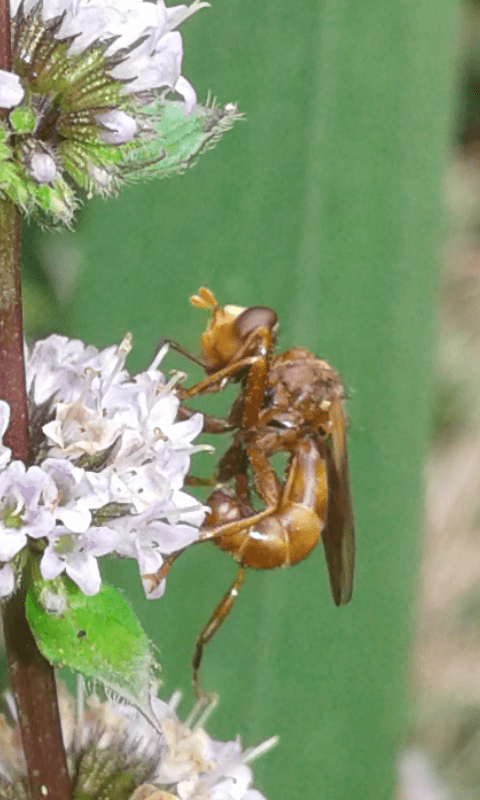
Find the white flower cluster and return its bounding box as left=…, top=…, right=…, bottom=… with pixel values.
left=0, top=334, right=206, bottom=599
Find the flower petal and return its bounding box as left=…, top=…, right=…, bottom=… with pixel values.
left=0, top=564, right=15, bottom=598
left=29, top=152, right=57, bottom=184
left=0, top=71, right=24, bottom=108
left=97, top=110, right=138, bottom=144
left=174, top=74, right=197, bottom=114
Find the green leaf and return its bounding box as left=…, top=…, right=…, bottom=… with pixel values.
left=25, top=578, right=160, bottom=730
left=120, top=99, right=242, bottom=181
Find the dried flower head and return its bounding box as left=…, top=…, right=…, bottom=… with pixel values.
left=0, top=687, right=277, bottom=800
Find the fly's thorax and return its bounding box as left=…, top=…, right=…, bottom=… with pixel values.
left=264, top=350, right=344, bottom=427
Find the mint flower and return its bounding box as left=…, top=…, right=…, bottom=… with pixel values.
left=0, top=460, right=57, bottom=596
left=0, top=0, right=240, bottom=225
left=0, top=334, right=207, bottom=598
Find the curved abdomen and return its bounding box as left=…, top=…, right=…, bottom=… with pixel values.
left=206, top=438, right=327, bottom=569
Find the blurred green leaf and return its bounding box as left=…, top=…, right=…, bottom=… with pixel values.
left=22, top=280, right=59, bottom=338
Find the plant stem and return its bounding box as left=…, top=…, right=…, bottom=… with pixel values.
left=0, top=201, right=28, bottom=456
left=3, top=581, right=73, bottom=800
left=0, top=5, right=72, bottom=798
left=0, top=206, right=73, bottom=800
left=0, top=205, right=73, bottom=800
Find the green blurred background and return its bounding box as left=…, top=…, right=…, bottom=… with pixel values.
left=20, top=1, right=460, bottom=798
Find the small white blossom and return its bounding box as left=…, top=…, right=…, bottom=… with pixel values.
left=28, top=151, right=57, bottom=184
left=0, top=461, right=55, bottom=562
left=97, top=110, right=138, bottom=145
left=42, top=458, right=107, bottom=532
left=43, top=402, right=122, bottom=460
left=113, top=496, right=204, bottom=599
left=0, top=564, right=15, bottom=597
left=40, top=525, right=119, bottom=595
left=26, top=334, right=131, bottom=406
left=0, top=70, right=24, bottom=108
left=110, top=28, right=193, bottom=106
left=54, top=0, right=159, bottom=55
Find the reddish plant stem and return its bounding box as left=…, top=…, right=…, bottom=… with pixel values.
left=0, top=207, right=73, bottom=800
left=0, top=201, right=28, bottom=457
left=0, top=0, right=28, bottom=462
left=3, top=580, right=73, bottom=800
left=0, top=209, right=73, bottom=800
left=0, top=0, right=12, bottom=73
left=0, top=5, right=72, bottom=797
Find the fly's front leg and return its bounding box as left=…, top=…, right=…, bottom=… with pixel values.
left=177, top=401, right=236, bottom=490
left=240, top=333, right=270, bottom=426
left=157, top=339, right=236, bottom=434
left=156, top=337, right=208, bottom=370
left=192, top=567, right=246, bottom=699
left=176, top=403, right=235, bottom=435
left=176, top=354, right=265, bottom=401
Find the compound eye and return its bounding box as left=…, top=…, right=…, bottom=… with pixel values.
left=234, top=306, right=278, bottom=339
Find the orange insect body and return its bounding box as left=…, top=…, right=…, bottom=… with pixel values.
left=146, top=288, right=355, bottom=697
left=206, top=342, right=354, bottom=607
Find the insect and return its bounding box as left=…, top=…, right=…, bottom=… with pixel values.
left=163, top=286, right=278, bottom=432
left=146, top=290, right=355, bottom=698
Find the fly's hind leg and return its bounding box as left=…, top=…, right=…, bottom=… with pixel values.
left=192, top=566, right=246, bottom=699
left=142, top=504, right=273, bottom=595
left=142, top=547, right=188, bottom=594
